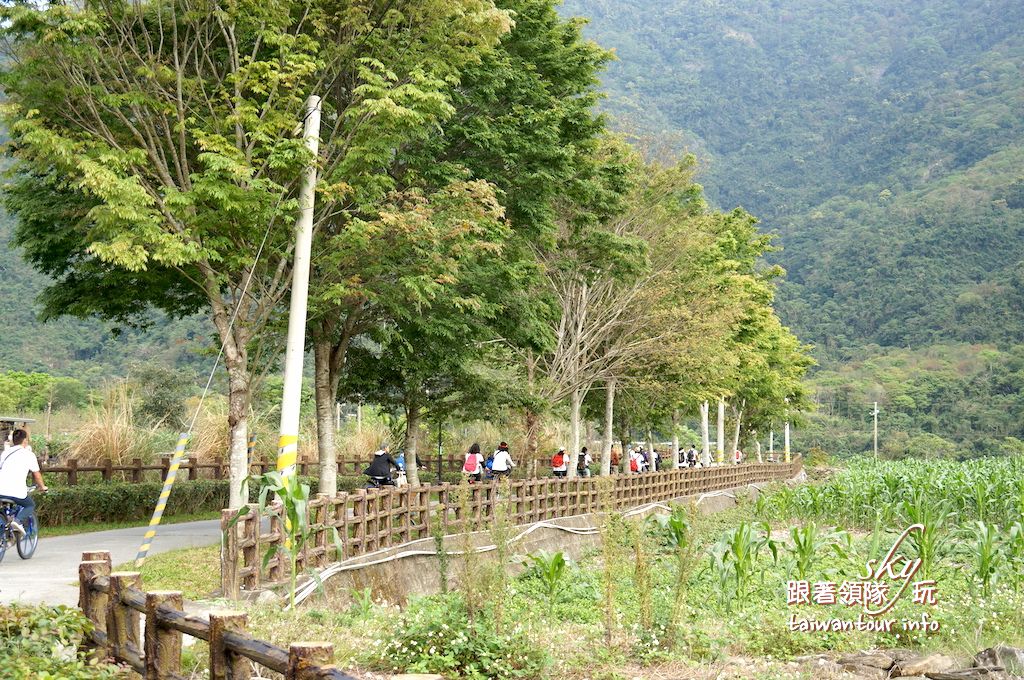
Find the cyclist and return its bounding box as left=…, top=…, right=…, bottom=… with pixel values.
left=0, top=429, right=47, bottom=536
left=364, top=443, right=399, bottom=487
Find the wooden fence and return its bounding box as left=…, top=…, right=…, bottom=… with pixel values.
left=42, top=453, right=557, bottom=485
left=78, top=550, right=357, bottom=679
left=222, top=458, right=802, bottom=597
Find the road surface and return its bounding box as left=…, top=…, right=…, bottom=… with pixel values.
left=0, top=519, right=222, bottom=606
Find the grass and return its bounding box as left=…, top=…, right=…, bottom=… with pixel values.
left=114, top=544, right=221, bottom=601
left=42, top=511, right=219, bottom=537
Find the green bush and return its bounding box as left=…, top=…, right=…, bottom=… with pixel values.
left=0, top=604, right=125, bottom=679
left=36, top=472, right=466, bottom=525
left=370, top=595, right=548, bottom=679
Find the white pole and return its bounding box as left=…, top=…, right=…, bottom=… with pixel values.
left=335, top=402, right=341, bottom=431
left=716, top=398, right=726, bottom=464
left=769, top=429, right=775, bottom=454
left=873, top=401, right=879, bottom=459
left=357, top=402, right=363, bottom=434
left=784, top=421, right=791, bottom=463
left=276, top=94, right=321, bottom=480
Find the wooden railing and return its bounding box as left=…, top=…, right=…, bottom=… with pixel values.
left=42, top=454, right=557, bottom=485
left=221, top=458, right=802, bottom=597
left=78, top=550, right=357, bottom=679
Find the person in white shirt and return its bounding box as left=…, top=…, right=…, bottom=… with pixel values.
left=491, top=442, right=514, bottom=478
left=0, top=429, right=47, bottom=535
left=463, top=443, right=484, bottom=483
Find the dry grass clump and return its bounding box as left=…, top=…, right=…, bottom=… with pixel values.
left=69, top=381, right=156, bottom=466
left=186, top=395, right=230, bottom=464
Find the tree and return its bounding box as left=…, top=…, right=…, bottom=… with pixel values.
left=1, top=0, right=509, bottom=506
left=307, top=0, right=612, bottom=490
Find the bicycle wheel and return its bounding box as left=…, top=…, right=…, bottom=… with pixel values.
left=16, top=515, right=37, bottom=559
left=0, top=527, right=7, bottom=563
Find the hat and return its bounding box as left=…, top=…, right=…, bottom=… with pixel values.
left=558, top=446, right=565, bottom=452
left=499, top=441, right=508, bottom=448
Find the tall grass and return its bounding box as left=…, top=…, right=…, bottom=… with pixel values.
left=69, top=382, right=157, bottom=466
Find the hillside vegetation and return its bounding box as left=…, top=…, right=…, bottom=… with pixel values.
left=567, top=0, right=1024, bottom=455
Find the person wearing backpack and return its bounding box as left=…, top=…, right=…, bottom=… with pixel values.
left=629, top=447, right=641, bottom=473
left=463, top=442, right=484, bottom=483
left=491, top=442, right=514, bottom=479
left=551, top=447, right=568, bottom=478
left=577, top=446, right=592, bottom=477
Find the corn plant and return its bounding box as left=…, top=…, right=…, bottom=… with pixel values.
left=523, top=550, right=568, bottom=618
left=1006, top=521, right=1024, bottom=592
left=785, top=522, right=851, bottom=580
left=238, top=470, right=340, bottom=609
left=708, top=521, right=778, bottom=610
left=655, top=506, right=696, bottom=628
left=900, top=488, right=951, bottom=577
left=968, top=521, right=1002, bottom=597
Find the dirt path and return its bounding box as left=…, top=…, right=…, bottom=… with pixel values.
left=0, top=519, right=221, bottom=607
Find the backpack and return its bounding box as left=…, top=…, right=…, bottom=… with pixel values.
left=551, top=452, right=564, bottom=468
left=485, top=455, right=494, bottom=470
left=463, top=455, right=477, bottom=473
left=630, top=456, right=638, bottom=472
left=577, top=455, right=587, bottom=471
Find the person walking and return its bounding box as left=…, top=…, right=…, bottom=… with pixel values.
left=551, top=447, right=568, bottom=478
left=577, top=446, right=593, bottom=477
left=491, top=442, right=514, bottom=479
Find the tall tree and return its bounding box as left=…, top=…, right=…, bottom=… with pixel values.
left=0, top=0, right=509, bottom=506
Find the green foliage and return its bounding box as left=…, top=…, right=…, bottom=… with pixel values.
left=784, top=522, right=850, bottom=580
left=127, top=364, right=195, bottom=428
left=370, top=595, right=548, bottom=679
left=0, top=371, right=87, bottom=413
left=522, top=550, right=568, bottom=615
left=0, top=604, right=125, bottom=679
left=708, top=521, right=779, bottom=610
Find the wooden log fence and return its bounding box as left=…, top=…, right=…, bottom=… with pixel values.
left=222, top=457, right=802, bottom=597
left=78, top=550, right=357, bottom=679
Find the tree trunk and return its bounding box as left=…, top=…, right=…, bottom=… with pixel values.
left=567, top=388, right=583, bottom=478
left=406, top=403, right=422, bottom=487
left=730, top=400, right=745, bottom=462
left=716, top=398, right=726, bottom=464
left=601, top=378, right=616, bottom=476
left=700, top=401, right=710, bottom=466
left=525, top=408, right=540, bottom=477
left=671, top=410, right=680, bottom=469
left=756, top=440, right=763, bottom=463
left=619, top=418, right=630, bottom=474
left=646, top=428, right=654, bottom=470
left=313, top=342, right=337, bottom=496
left=225, top=359, right=250, bottom=509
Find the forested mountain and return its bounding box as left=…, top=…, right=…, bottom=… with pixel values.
left=0, top=218, right=207, bottom=381
left=565, top=0, right=1024, bottom=455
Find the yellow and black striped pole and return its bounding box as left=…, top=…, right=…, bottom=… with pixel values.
left=134, top=432, right=190, bottom=567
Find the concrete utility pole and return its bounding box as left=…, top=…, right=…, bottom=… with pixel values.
left=783, top=397, right=791, bottom=463
left=276, top=94, right=322, bottom=480
left=872, top=402, right=879, bottom=459
left=700, top=401, right=711, bottom=466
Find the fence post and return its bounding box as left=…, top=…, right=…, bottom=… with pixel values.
left=67, top=459, right=79, bottom=486
left=161, top=456, right=171, bottom=482
left=209, top=611, right=248, bottom=680
left=221, top=508, right=241, bottom=600
left=287, top=642, right=334, bottom=680
left=106, top=572, right=142, bottom=662
left=188, top=458, right=199, bottom=481
left=144, top=591, right=183, bottom=679
left=78, top=551, right=111, bottom=660
left=103, top=459, right=113, bottom=482
left=132, top=458, right=144, bottom=483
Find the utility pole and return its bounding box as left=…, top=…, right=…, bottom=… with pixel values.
left=783, top=397, right=791, bottom=463
left=872, top=401, right=879, bottom=459
left=276, top=94, right=321, bottom=480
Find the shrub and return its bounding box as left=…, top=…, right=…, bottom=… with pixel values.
left=36, top=474, right=466, bottom=526
left=0, top=604, right=125, bottom=679
left=370, top=595, right=548, bottom=679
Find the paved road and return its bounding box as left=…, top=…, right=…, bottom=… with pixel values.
left=0, top=519, right=222, bottom=607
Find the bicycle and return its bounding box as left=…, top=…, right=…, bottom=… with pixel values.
left=0, top=486, right=39, bottom=562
